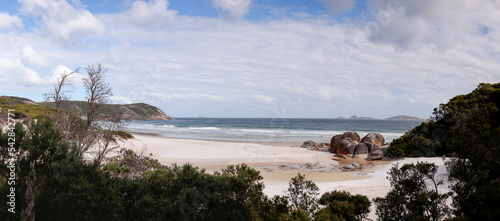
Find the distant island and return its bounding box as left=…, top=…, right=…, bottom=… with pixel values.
left=349, top=115, right=376, bottom=120
left=1, top=96, right=172, bottom=121
left=385, top=115, right=424, bottom=121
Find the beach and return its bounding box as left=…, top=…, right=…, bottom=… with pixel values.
left=122, top=133, right=451, bottom=219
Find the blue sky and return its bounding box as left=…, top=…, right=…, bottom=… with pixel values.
left=1, top=0, right=499, bottom=118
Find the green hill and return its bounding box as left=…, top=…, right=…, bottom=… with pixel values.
left=40, top=101, right=172, bottom=121
left=1, top=96, right=172, bottom=122
left=0, top=96, right=57, bottom=120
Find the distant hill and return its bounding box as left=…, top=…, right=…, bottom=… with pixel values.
left=1, top=96, right=56, bottom=119
left=41, top=101, right=172, bottom=121
left=349, top=115, right=377, bottom=120
left=385, top=115, right=424, bottom=121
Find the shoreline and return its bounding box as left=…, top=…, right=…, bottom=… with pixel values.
left=120, top=132, right=449, bottom=220
left=124, top=130, right=304, bottom=147
left=121, top=132, right=392, bottom=188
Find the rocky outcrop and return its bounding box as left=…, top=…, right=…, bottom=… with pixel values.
left=342, top=131, right=361, bottom=142
left=330, top=132, right=391, bottom=160
left=361, top=133, right=385, bottom=147
left=338, top=139, right=359, bottom=155
left=367, top=149, right=384, bottom=160
left=352, top=143, right=369, bottom=157
left=301, top=140, right=323, bottom=150
left=329, top=134, right=342, bottom=153
left=330, top=132, right=360, bottom=155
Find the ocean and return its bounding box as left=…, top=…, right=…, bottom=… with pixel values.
left=123, top=118, right=424, bottom=143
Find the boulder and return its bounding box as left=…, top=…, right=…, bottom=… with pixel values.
left=361, top=133, right=385, bottom=147
left=343, top=162, right=361, bottom=170
left=365, top=142, right=381, bottom=154
left=380, top=145, right=390, bottom=156
left=301, top=140, right=323, bottom=150
left=352, top=143, right=369, bottom=158
left=337, top=138, right=358, bottom=155
left=341, top=132, right=361, bottom=143
left=329, top=134, right=342, bottom=153
left=367, top=149, right=384, bottom=160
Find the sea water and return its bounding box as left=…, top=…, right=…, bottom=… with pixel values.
left=124, top=118, right=424, bottom=143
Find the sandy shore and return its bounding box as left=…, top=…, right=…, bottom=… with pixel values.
left=121, top=133, right=450, bottom=219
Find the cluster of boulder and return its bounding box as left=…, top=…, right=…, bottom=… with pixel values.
left=329, top=132, right=390, bottom=160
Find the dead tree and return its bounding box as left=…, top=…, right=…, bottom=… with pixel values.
left=83, top=62, right=112, bottom=130
left=43, top=69, right=78, bottom=134
left=79, top=62, right=113, bottom=152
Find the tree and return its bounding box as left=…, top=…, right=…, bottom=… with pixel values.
left=83, top=62, right=112, bottom=130
left=389, top=83, right=500, bottom=157
left=79, top=62, right=112, bottom=152
left=0, top=119, right=81, bottom=220
left=315, top=190, right=370, bottom=221
left=43, top=68, right=79, bottom=135
left=445, top=107, right=500, bottom=220
left=374, top=162, right=451, bottom=221
left=285, top=173, right=319, bottom=218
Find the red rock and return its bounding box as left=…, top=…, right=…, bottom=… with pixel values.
left=337, top=138, right=358, bottom=155
left=329, top=134, right=342, bottom=153
left=361, top=133, right=385, bottom=147
left=342, top=132, right=361, bottom=143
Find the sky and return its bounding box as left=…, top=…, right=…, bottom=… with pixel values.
left=0, top=0, right=499, bottom=119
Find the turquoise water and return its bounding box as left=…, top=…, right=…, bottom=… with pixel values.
left=124, top=118, right=424, bottom=143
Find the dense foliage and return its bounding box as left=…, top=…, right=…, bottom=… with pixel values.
left=387, top=83, right=500, bottom=220
left=2, top=82, right=500, bottom=220
left=374, top=162, right=451, bottom=221
left=389, top=83, right=500, bottom=157
left=0, top=119, right=369, bottom=221
left=315, top=190, right=370, bottom=221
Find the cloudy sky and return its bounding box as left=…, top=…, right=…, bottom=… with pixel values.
left=0, top=0, right=499, bottom=118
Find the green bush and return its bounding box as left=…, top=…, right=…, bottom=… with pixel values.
left=389, top=83, right=500, bottom=157
left=315, top=190, right=370, bottom=221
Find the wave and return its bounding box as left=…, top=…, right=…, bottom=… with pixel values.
left=123, top=119, right=410, bottom=142
left=188, top=127, right=221, bottom=130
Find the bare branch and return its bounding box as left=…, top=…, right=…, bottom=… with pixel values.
left=44, top=68, right=78, bottom=133
left=83, top=62, right=112, bottom=129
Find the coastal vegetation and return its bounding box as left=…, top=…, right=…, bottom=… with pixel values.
left=2, top=64, right=499, bottom=220
left=389, top=83, right=500, bottom=157
left=0, top=119, right=372, bottom=220
left=41, top=101, right=172, bottom=121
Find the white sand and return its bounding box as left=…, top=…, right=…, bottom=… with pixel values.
left=122, top=134, right=338, bottom=170
left=122, top=134, right=451, bottom=220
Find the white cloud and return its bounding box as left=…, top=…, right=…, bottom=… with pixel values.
left=124, top=0, right=177, bottom=28
left=18, top=0, right=105, bottom=42
left=317, top=0, right=355, bottom=15
left=1, top=0, right=499, bottom=118
left=0, top=12, right=23, bottom=30
left=0, top=58, right=52, bottom=86
left=21, top=45, right=45, bottom=66
left=364, top=0, right=500, bottom=50
left=212, top=0, right=253, bottom=19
